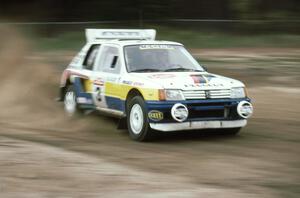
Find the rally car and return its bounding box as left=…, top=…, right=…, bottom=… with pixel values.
left=59, top=29, right=253, bottom=141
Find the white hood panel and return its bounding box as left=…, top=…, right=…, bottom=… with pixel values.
left=130, top=72, right=244, bottom=90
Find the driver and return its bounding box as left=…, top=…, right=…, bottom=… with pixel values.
left=155, top=50, right=169, bottom=68
left=141, top=49, right=169, bottom=69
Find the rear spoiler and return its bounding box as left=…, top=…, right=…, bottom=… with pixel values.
left=85, top=29, right=156, bottom=42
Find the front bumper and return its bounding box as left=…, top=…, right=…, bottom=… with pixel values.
left=146, top=98, right=251, bottom=122
left=150, top=120, right=247, bottom=132
left=146, top=98, right=251, bottom=131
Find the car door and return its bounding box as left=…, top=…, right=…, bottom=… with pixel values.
left=93, top=44, right=122, bottom=111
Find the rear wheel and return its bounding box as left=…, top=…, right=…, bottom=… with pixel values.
left=127, top=96, right=155, bottom=141
left=64, top=85, right=82, bottom=116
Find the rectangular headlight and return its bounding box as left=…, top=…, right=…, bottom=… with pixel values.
left=231, top=87, right=246, bottom=98
left=165, top=89, right=185, bottom=101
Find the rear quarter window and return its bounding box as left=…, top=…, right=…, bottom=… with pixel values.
left=83, top=44, right=100, bottom=70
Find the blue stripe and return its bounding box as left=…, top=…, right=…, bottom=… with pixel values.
left=105, top=96, right=126, bottom=112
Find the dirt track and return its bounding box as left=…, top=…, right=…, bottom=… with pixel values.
left=0, top=27, right=300, bottom=197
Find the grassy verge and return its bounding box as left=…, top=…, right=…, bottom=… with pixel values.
left=27, top=25, right=300, bottom=51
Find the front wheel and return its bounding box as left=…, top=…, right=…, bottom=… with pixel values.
left=127, top=96, right=155, bottom=141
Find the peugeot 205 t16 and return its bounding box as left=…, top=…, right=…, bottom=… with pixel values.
left=59, top=29, right=253, bottom=141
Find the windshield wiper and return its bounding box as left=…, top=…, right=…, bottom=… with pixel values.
left=164, top=67, right=203, bottom=72
left=130, top=68, right=162, bottom=73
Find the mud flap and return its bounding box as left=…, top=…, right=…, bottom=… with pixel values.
left=117, top=117, right=127, bottom=130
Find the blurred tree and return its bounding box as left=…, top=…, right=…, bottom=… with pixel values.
left=229, top=0, right=257, bottom=19
left=0, top=0, right=299, bottom=22
left=228, top=0, right=300, bottom=20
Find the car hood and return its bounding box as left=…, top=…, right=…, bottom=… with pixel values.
left=130, top=72, right=244, bottom=90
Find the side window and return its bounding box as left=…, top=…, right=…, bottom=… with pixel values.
left=83, top=44, right=100, bottom=70
left=96, top=46, right=121, bottom=73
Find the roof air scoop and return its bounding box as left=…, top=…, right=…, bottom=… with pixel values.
left=85, top=29, right=156, bottom=42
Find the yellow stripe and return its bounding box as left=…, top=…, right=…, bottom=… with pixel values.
left=83, top=79, right=93, bottom=92
left=105, top=82, right=159, bottom=101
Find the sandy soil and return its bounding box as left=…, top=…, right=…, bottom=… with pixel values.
left=0, top=26, right=299, bottom=197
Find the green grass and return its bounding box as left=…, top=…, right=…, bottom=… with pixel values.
left=28, top=25, right=300, bottom=51
left=34, top=31, right=85, bottom=51
left=155, top=26, right=300, bottom=48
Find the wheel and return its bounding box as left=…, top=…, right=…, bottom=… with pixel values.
left=222, top=127, right=241, bottom=135
left=64, top=85, right=82, bottom=116
left=127, top=96, right=155, bottom=141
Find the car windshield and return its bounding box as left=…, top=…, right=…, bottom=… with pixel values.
left=124, top=44, right=204, bottom=72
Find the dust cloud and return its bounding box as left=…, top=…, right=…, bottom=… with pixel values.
left=0, top=26, right=101, bottom=133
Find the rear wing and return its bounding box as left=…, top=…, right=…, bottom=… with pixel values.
left=85, top=29, right=156, bottom=42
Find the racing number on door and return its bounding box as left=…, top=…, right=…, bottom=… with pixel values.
left=95, top=87, right=101, bottom=101
left=92, top=78, right=105, bottom=107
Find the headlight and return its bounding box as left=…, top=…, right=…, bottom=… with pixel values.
left=231, top=87, right=246, bottom=98
left=163, top=89, right=185, bottom=101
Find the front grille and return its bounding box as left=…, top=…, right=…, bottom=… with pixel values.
left=189, top=109, right=225, bottom=119
left=209, top=89, right=231, bottom=99
left=182, top=90, right=206, bottom=99
left=183, top=89, right=231, bottom=100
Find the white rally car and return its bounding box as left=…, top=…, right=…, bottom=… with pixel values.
left=59, top=29, right=253, bottom=141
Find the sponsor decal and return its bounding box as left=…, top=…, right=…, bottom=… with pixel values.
left=140, top=45, right=175, bottom=50
left=102, top=31, right=140, bottom=37
left=148, top=110, right=164, bottom=121
left=184, top=83, right=224, bottom=88
left=93, top=78, right=104, bottom=86
left=148, top=74, right=175, bottom=79
left=122, top=80, right=133, bottom=85
left=133, top=82, right=144, bottom=86
left=190, top=75, right=207, bottom=84
left=122, top=81, right=143, bottom=86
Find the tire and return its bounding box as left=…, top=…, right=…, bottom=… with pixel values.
left=222, top=127, right=242, bottom=135
left=127, top=96, right=155, bottom=141
left=63, top=85, right=82, bottom=117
